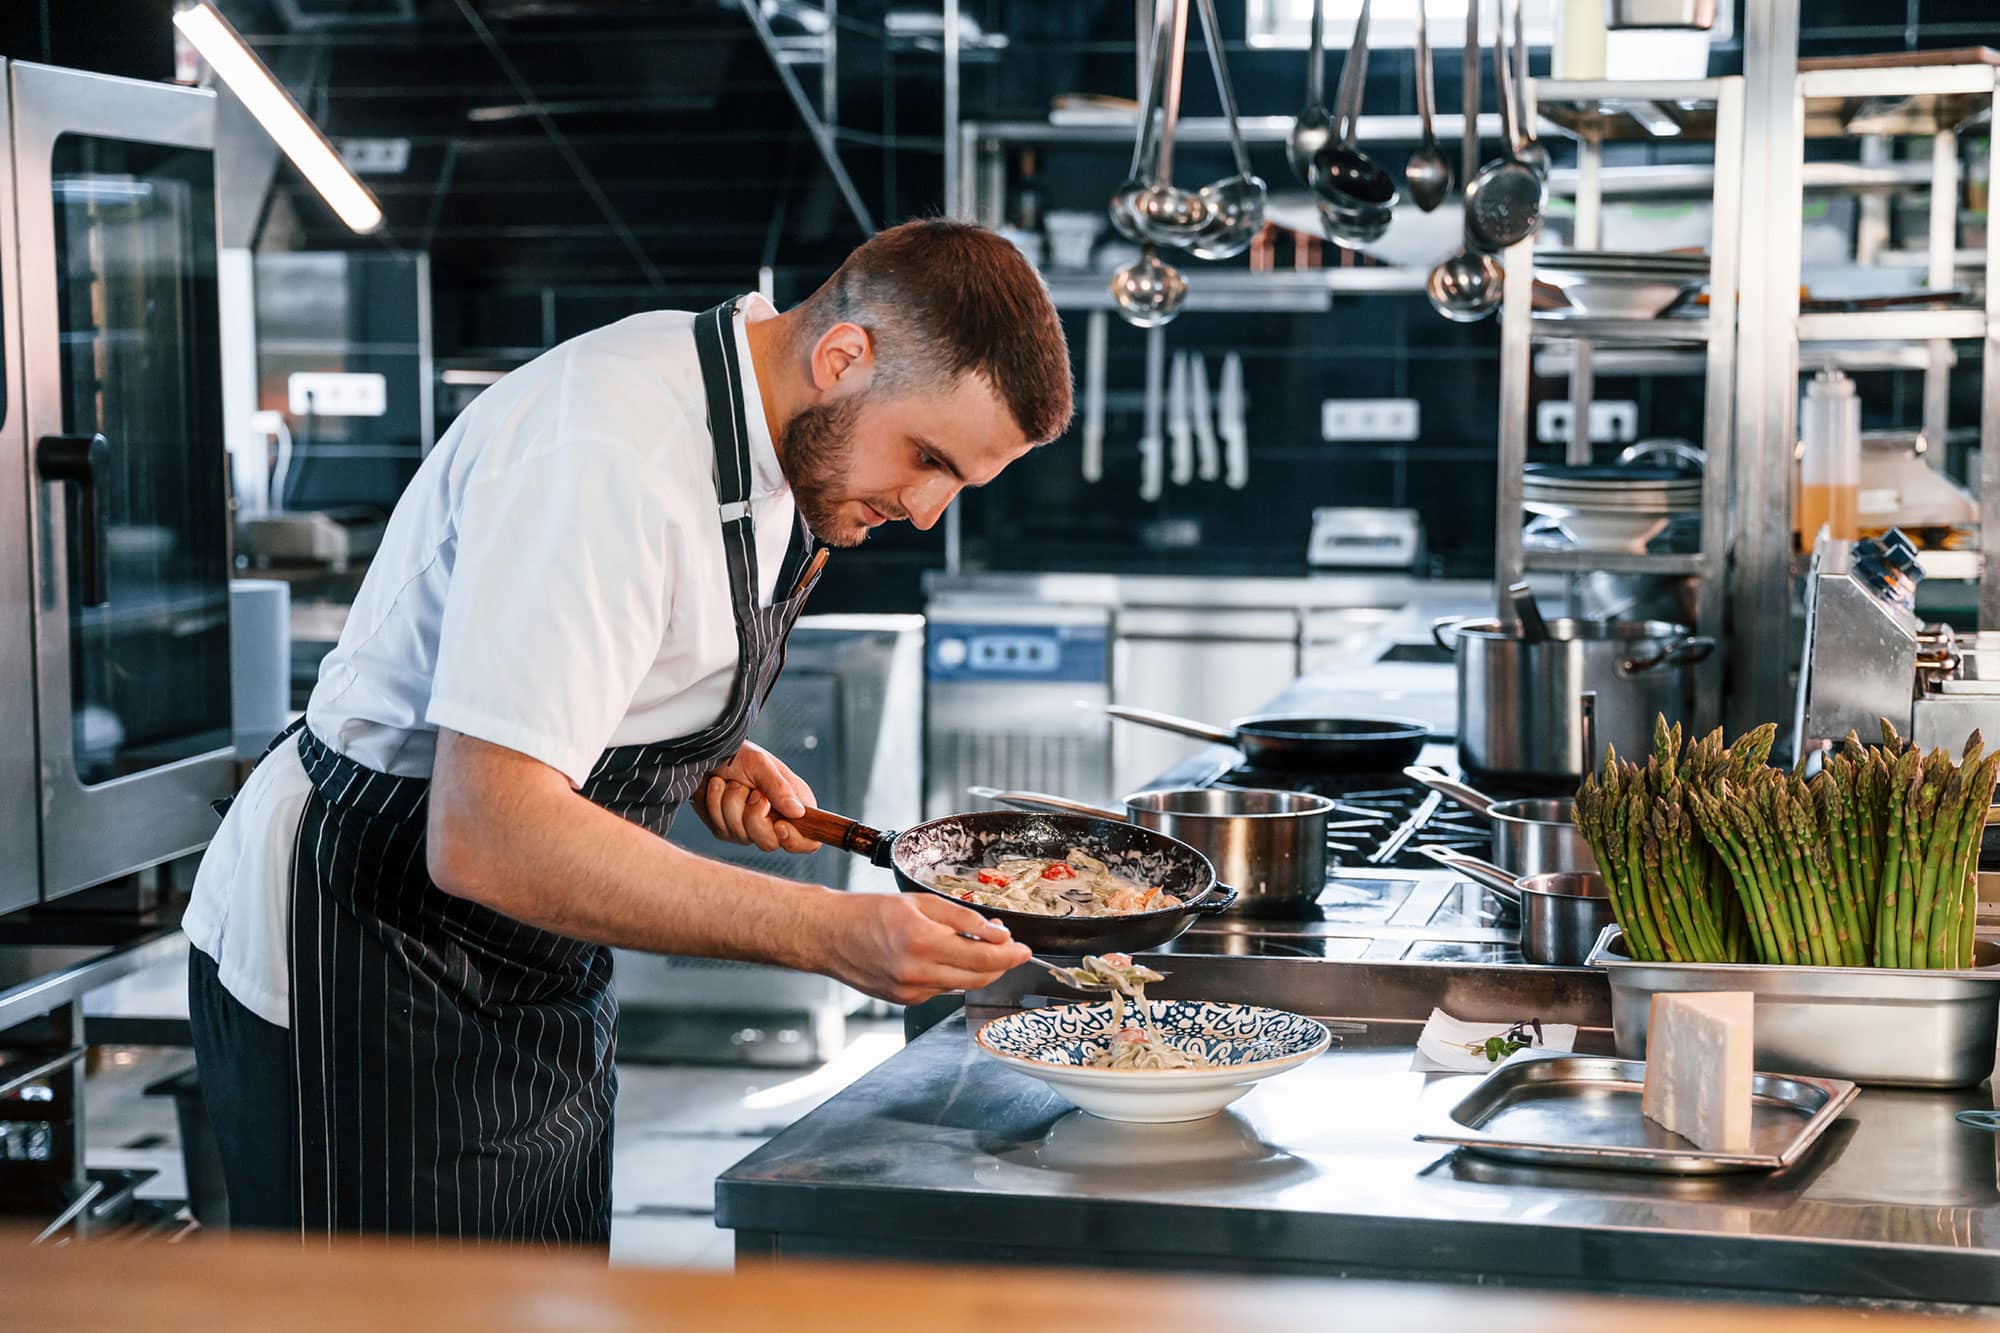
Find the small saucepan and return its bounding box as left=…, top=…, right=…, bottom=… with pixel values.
left=1422, top=848, right=1614, bottom=966
left=970, top=785, right=1335, bottom=913
left=1107, top=704, right=1430, bottom=773
left=1403, top=765, right=1596, bottom=877
left=789, top=806, right=1238, bottom=955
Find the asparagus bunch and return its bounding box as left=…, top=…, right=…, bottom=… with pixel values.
left=1572, top=718, right=1763, bottom=964
left=1573, top=717, right=1997, bottom=970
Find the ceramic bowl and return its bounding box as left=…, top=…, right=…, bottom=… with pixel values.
left=974, top=1000, right=1331, bottom=1123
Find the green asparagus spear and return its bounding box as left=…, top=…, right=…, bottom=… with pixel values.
left=1913, top=770, right=1964, bottom=969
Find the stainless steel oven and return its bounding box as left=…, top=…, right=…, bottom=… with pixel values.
left=0, top=62, right=232, bottom=910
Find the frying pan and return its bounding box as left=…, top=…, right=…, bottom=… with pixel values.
left=789, top=806, right=1238, bottom=955
left=1106, top=704, right=1430, bottom=772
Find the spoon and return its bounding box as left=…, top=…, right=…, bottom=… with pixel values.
left=1511, top=0, right=1551, bottom=180
left=1404, top=0, right=1450, bottom=212
left=1110, top=244, right=1188, bottom=328
left=1287, top=0, right=1331, bottom=189
left=1464, top=0, right=1545, bottom=254
left=1186, top=0, right=1266, bottom=260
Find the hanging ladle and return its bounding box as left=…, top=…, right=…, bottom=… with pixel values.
left=1186, top=0, right=1266, bottom=260
left=1403, top=0, right=1451, bottom=212
left=1311, top=0, right=1399, bottom=248
left=1130, top=0, right=1213, bottom=247
left=1426, top=0, right=1502, bottom=321
left=1110, top=2, right=1179, bottom=244
left=1110, top=243, right=1189, bottom=328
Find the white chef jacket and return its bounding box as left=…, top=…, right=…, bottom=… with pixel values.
left=185, top=296, right=797, bottom=1026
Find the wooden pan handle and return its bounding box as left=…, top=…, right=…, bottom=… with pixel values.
left=791, top=808, right=894, bottom=866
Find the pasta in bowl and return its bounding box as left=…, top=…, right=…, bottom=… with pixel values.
left=975, top=956, right=1331, bottom=1122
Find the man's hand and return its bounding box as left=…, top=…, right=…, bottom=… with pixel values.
left=818, top=893, right=1032, bottom=1005
left=697, top=741, right=821, bottom=854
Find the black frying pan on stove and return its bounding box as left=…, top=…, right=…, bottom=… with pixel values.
left=789, top=806, right=1237, bottom=955
left=1105, top=704, right=1431, bottom=773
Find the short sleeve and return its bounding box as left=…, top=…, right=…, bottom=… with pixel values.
left=425, top=435, right=676, bottom=786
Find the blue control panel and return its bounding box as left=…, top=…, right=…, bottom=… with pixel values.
left=927, top=622, right=1108, bottom=684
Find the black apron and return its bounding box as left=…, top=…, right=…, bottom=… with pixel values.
left=283, top=299, right=823, bottom=1244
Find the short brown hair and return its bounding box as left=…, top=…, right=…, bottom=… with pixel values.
left=798, top=219, right=1072, bottom=444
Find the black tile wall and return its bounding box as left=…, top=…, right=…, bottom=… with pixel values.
left=927, top=0, right=1989, bottom=593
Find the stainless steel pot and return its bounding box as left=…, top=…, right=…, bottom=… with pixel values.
left=1405, top=766, right=1596, bottom=876
left=972, top=785, right=1332, bottom=912
left=1432, top=616, right=1714, bottom=785
left=1424, top=849, right=1615, bottom=966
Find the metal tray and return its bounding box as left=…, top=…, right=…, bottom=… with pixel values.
left=1587, top=926, right=2000, bottom=1088
left=1416, top=1050, right=1859, bottom=1175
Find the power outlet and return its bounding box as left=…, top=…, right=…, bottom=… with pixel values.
left=288, top=371, right=388, bottom=418
left=1322, top=398, right=1420, bottom=442
left=1535, top=399, right=1639, bottom=446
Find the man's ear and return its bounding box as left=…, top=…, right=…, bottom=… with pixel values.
left=809, top=320, right=876, bottom=396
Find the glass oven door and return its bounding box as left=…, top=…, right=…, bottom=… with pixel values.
left=13, top=63, right=232, bottom=900
left=0, top=62, right=41, bottom=916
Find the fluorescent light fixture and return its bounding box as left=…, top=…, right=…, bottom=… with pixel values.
left=172, top=2, right=383, bottom=234
left=440, top=368, right=509, bottom=386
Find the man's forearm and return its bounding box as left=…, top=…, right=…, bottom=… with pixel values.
left=426, top=747, right=839, bottom=971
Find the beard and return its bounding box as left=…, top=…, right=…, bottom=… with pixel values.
left=779, top=395, right=872, bottom=547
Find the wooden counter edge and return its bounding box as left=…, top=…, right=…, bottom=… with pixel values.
left=1, top=1228, right=1983, bottom=1330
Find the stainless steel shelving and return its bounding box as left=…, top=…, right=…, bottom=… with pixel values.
left=1495, top=77, right=1745, bottom=734
left=1732, top=48, right=2000, bottom=729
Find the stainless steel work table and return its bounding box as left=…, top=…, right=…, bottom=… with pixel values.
left=718, top=999, right=2000, bottom=1309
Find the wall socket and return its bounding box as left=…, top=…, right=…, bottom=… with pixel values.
left=1536, top=399, right=1639, bottom=446
left=1322, top=398, right=1420, bottom=442
left=288, top=371, right=388, bottom=418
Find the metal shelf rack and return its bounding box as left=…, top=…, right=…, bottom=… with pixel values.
left=1494, top=77, right=1746, bottom=732
left=1731, top=44, right=2000, bottom=731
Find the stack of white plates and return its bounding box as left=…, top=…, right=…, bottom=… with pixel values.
left=1523, top=465, right=1701, bottom=554
left=1535, top=251, right=1710, bottom=320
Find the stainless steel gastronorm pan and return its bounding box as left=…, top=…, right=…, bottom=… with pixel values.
left=1588, top=926, right=2000, bottom=1088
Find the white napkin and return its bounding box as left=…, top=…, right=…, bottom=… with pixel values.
left=1413, top=1007, right=1578, bottom=1073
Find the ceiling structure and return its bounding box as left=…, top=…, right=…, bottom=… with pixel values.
left=225, top=0, right=951, bottom=355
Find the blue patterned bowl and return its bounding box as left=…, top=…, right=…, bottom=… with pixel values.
left=974, top=1000, right=1331, bottom=1123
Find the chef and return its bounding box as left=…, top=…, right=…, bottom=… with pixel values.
left=184, top=219, right=1072, bottom=1243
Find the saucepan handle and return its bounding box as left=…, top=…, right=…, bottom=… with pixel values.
left=1402, top=764, right=1496, bottom=817
left=1621, top=635, right=1716, bottom=675
left=967, top=786, right=1128, bottom=822
left=1430, top=616, right=1467, bottom=654
left=791, top=808, right=896, bottom=867
left=1417, top=846, right=1522, bottom=902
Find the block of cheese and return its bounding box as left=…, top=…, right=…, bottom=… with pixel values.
left=1640, top=991, right=1755, bottom=1153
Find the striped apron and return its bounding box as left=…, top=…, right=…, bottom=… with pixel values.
left=285, top=299, right=823, bottom=1243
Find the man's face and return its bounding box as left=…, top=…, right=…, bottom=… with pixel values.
left=780, top=370, right=1036, bottom=548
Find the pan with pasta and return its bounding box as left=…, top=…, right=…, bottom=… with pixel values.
left=791, top=804, right=1237, bottom=954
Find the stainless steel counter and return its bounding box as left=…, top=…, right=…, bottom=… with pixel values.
left=716, top=1009, right=2000, bottom=1307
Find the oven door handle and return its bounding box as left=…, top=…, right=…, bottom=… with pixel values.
left=36, top=433, right=109, bottom=609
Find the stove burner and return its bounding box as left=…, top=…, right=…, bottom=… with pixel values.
left=1220, top=765, right=1497, bottom=873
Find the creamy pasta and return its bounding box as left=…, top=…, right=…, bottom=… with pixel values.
left=928, top=848, right=1182, bottom=918
left=1057, top=953, right=1206, bottom=1072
